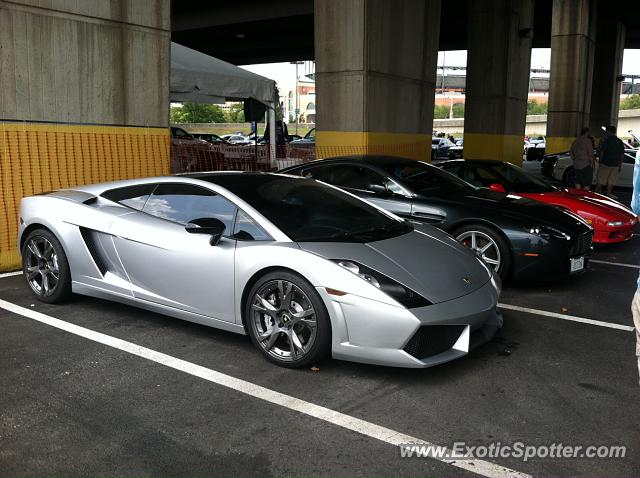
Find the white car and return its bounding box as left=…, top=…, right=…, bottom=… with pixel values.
left=541, top=149, right=637, bottom=188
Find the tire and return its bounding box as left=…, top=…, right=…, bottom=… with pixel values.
left=21, top=228, right=72, bottom=303
left=562, top=166, right=576, bottom=187
left=454, top=224, right=512, bottom=280
left=245, top=270, right=331, bottom=368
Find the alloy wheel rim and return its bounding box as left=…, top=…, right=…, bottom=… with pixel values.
left=251, top=280, right=317, bottom=361
left=456, top=230, right=501, bottom=272
left=24, top=237, right=60, bottom=297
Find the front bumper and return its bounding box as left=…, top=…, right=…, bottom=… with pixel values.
left=511, top=231, right=592, bottom=280
left=593, top=224, right=635, bottom=244
left=321, top=279, right=502, bottom=368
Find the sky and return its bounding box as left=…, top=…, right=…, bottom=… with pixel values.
left=241, top=48, right=640, bottom=92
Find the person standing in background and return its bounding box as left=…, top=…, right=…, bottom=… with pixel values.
left=569, top=127, right=595, bottom=190
left=596, top=125, right=625, bottom=197
left=631, top=147, right=640, bottom=385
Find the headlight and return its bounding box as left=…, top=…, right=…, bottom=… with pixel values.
left=524, top=225, right=570, bottom=241
left=607, top=221, right=624, bottom=227
left=332, top=260, right=431, bottom=308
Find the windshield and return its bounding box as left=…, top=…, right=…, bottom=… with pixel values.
left=476, top=163, right=555, bottom=193
left=202, top=175, right=413, bottom=243
left=378, top=160, right=475, bottom=195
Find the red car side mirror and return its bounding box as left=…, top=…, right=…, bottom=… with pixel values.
left=489, top=183, right=506, bottom=193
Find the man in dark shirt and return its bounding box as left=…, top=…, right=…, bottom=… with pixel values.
left=596, top=125, right=625, bottom=196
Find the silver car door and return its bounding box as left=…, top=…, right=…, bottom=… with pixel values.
left=109, top=183, right=237, bottom=322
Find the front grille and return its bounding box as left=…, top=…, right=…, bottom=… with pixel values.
left=403, top=325, right=466, bottom=360
left=569, top=231, right=593, bottom=256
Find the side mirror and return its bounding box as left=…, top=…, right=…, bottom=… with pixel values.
left=367, top=183, right=388, bottom=195
left=489, top=183, right=507, bottom=193
left=185, top=217, right=226, bottom=245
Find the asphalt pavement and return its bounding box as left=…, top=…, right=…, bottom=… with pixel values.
left=1, top=235, right=639, bottom=477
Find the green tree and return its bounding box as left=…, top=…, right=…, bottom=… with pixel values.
left=434, top=104, right=449, bottom=119
left=620, top=94, right=640, bottom=110
left=226, top=103, right=245, bottom=122
left=452, top=103, right=464, bottom=118
left=170, top=105, right=186, bottom=123
left=527, top=100, right=548, bottom=115
left=175, top=102, right=226, bottom=123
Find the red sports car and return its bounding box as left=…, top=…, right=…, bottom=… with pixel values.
left=439, top=160, right=637, bottom=244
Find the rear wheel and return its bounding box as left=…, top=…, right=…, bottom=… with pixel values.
left=21, top=229, right=72, bottom=303
left=454, top=224, right=511, bottom=280
left=245, top=271, right=331, bottom=368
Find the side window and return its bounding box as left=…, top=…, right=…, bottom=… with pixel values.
left=102, top=184, right=157, bottom=210
left=322, top=165, right=386, bottom=192
left=143, top=183, right=236, bottom=234
left=233, top=210, right=271, bottom=241
left=172, top=127, right=191, bottom=139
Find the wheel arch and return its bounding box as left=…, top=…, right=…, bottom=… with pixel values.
left=448, top=219, right=514, bottom=278
left=240, top=266, right=328, bottom=333
left=20, top=223, right=56, bottom=252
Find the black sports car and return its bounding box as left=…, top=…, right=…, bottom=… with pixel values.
left=280, top=156, right=593, bottom=281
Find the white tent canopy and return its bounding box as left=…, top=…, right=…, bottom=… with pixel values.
left=170, top=42, right=276, bottom=106
left=170, top=42, right=277, bottom=156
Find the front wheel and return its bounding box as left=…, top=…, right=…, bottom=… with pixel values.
left=21, top=229, right=72, bottom=303
left=454, top=224, right=511, bottom=280
left=245, top=271, right=331, bottom=368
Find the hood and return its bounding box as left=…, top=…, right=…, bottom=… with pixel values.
left=434, top=188, right=591, bottom=236
left=517, top=189, right=636, bottom=226
left=298, top=225, right=492, bottom=304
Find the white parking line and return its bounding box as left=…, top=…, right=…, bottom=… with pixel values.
left=590, top=259, right=640, bottom=270
left=0, top=271, right=21, bottom=278
left=0, top=298, right=530, bottom=478
left=498, top=303, right=635, bottom=332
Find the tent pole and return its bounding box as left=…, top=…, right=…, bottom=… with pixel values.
left=269, top=105, right=276, bottom=164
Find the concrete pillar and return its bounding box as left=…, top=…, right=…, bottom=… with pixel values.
left=546, top=0, right=597, bottom=154
left=0, top=0, right=170, bottom=270
left=463, top=0, right=534, bottom=165
left=314, top=0, right=441, bottom=161
left=589, top=5, right=625, bottom=139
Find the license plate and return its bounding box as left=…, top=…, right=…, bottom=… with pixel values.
left=570, top=256, right=585, bottom=273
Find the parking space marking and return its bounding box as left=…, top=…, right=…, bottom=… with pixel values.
left=0, top=298, right=530, bottom=478
left=498, top=303, right=635, bottom=332
left=0, top=271, right=21, bottom=278
left=590, top=259, right=640, bottom=270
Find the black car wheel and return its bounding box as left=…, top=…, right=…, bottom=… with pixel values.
left=22, top=228, right=72, bottom=303
left=454, top=224, right=511, bottom=280
left=245, top=270, right=331, bottom=368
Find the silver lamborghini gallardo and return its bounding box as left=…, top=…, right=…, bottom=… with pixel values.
left=18, top=172, right=503, bottom=368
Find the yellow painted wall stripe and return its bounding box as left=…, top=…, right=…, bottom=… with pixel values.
left=0, top=122, right=170, bottom=271
left=463, top=133, right=524, bottom=165
left=316, top=131, right=431, bottom=161
left=545, top=137, right=574, bottom=155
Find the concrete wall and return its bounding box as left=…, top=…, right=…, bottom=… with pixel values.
left=0, top=0, right=169, bottom=126
left=434, top=109, right=640, bottom=137
left=0, top=0, right=170, bottom=271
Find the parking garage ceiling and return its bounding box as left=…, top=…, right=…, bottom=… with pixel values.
left=171, top=0, right=640, bottom=65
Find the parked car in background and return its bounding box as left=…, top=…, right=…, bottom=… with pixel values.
left=191, top=132, right=228, bottom=144
left=18, top=173, right=503, bottom=369
left=541, top=149, right=637, bottom=188
left=281, top=156, right=593, bottom=281
left=432, top=137, right=456, bottom=160
left=170, top=127, right=216, bottom=173
left=448, top=138, right=463, bottom=159
left=291, top=128, right=316, bottom=145
left=438, top=159, right=637, bottom=244
left=221, top=134, right=252, bottom=145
